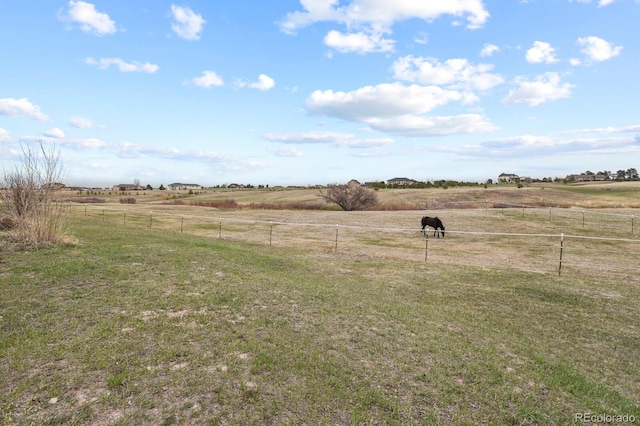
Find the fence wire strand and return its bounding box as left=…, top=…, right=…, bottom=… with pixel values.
left=72, top=204, right=640, bottom=278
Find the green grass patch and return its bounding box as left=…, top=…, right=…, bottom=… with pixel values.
left=1, top=218, right=638, bottom=424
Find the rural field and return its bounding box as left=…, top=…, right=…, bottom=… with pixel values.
left=1, top=182, right=639, bottom=424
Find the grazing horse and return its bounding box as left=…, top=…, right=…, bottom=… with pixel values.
left=421, top=216, right=445, bottom=238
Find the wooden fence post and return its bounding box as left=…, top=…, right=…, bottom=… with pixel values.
left=424, top=233, right=428, bottom=262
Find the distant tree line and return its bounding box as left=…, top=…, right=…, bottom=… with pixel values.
left=564, top=168, right=639, bottom=182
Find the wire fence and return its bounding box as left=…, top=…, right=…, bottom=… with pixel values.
left=70, top=203, right=640, bottom=281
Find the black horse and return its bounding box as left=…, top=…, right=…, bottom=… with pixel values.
left=421, top=216, right=445, bottom=238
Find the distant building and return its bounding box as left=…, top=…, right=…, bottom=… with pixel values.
left=167, top=183, right=203, bottom=190
left=42, top=182, right=67, bottom=190
left=566, top=173, right=609, bottom=182
left=387, top=177, right=417, bottom=186
left=113, top=184, right=143, bottom=191
left=498, top=173, right=519, bottom=184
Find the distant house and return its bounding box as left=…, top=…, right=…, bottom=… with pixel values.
left=227, top=183, right=244, bottom=189
left=387, top=177, right=417, bottom=186
left=113, top=184, right=143, bottom=191
left=347, top=179, right=361, bottom=186
left=167, top=183, right=203, bottom=190
left=498, top=173, right=519, bottom=184
left=566, top=173, right=609, bottom=182
left=42, top=182, right=66, bottom=190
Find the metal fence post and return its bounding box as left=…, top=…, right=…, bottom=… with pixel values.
left=335, top=224, right=339, bottom=253
left=269, top=221, right=273, bottom=246
left=558, top=233, right=564, bottom=276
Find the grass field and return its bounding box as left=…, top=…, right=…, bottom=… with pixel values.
left=68, top=181, right=640, bottom=210
left=2, top=184, right=640, bottom=424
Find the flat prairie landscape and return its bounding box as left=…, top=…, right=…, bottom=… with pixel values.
left=1, top=182, right=639, bottom=424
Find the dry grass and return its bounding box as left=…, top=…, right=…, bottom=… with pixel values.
left=1, top=216, right=638, bottom=425
left=70, top=202, right=640, bottom=283
left=66, top=181, right=640, bottom=210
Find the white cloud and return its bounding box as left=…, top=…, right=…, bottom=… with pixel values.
left=59, top=1, right=117, bottom=36
left=477, top=133, right=639, bottom=157
left=502, top=72, right=574, bottom=106
left=0, top=128, right=10, bottom=143
left=0, top=98, right=50, bottom=121
left=577, top=36, right=622, bottom=61
left=307, top=83, right=470, bottom=122
left=238, top=74, right=276, bottom=91
left=68, top=115, right=100, bottom=129
left=170, top=5, right=206, bottom=41
left=305, top=82, right=495, bottom=136
left=268, top=146, right=303, bottom=157
left=85, top=57, right=159, bottom=73
left=324, top=29, right=395, bottom=54
left=367, top=114, right=497, bottom=136
left=563, top=124, right=640, bottom=134
left=44, top=128, right=65, bottom=139
left=480, top=44, right=500, bottom=57
left=413, top=32, right=428, bottom=45
left=189, top=71, right=224, bottom=88
left=263, top=131, right=394, bottom=148
left=279, top=0, right=490, bottom=33
left=525, top=41, right=558, bottom=64
left=568, top=0, right=615, bottom=6
left=392, top=56, right=504, bottom=91
left=264, top=131, right=355, bottom=145
left=62, top=138, right=109, bottom=149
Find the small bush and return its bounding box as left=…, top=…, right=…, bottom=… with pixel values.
left=0, top=142, right=68, bottom=246
left=119, top=198, right=137, bottom=204
left=66, top=197, right=106, bottom=204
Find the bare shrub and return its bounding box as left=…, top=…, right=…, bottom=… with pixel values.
left=65, top=197, right=106, bottom=204
left=119, top=197, right=137, bottom=204
left=192, top=199, right=239, bottom=209
left=318, top=182, right=378, bottom=211
left=246, top=202, right=327, bottom=210
left=0, top=142, right=68, bottom=246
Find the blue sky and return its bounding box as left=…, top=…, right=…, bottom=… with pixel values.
left=1, top=0, right=639, bottom=188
